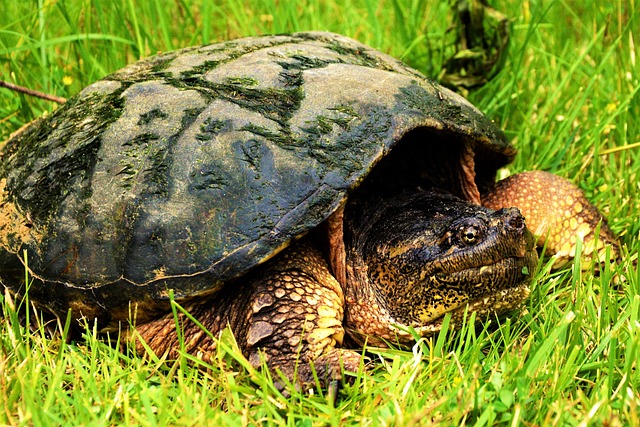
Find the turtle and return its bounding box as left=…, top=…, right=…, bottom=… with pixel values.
left=0, top=31, right=618, bottom=387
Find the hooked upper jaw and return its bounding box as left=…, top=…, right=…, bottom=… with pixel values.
left=428, top=206, right=536, bottom=276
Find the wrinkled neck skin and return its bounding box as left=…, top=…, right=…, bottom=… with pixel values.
left=342, top=191, right=537, bottom=347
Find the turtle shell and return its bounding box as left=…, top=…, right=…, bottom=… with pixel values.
left=0, top=31, right=513, bottom=327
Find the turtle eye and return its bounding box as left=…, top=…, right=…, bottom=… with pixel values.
left=461, top=226, right=480, bottom=245
left=457, top=218, right=485, bottom=246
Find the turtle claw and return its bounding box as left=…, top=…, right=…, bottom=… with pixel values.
left=273, top=377, right=340, bottom=403
left=327, top=380, right=340, bottom=404
left=266, top=348, right=363, bottom=398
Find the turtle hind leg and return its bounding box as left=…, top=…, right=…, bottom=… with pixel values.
left=133, top=242, right=362, bottom=389
left=482, top=170, right=620, bottom=268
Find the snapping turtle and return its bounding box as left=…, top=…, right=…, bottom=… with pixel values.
left=0, top=32, right=617, bottom=385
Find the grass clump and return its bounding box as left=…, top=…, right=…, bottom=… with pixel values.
left=1, top=0, right=639, bottom=426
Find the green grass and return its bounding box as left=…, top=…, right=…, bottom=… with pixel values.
left=1, top=1, right=639, bottom=425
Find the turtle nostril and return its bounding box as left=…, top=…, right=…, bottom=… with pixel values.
left=505, top=209, right=525, bottom=232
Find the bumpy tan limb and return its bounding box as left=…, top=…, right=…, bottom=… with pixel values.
left=238, top=244, right=362, bottom=387
left=482, top=170, right=619, bottom=268
left=134, top=242, right=361, bottom=388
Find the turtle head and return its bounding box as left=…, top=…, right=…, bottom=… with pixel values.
left=344, top=191, right=538, bottom=345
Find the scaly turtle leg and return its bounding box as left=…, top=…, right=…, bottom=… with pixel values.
left=482, top=170, right=619, bottom=268
left=134, top=242, right=361, bottom=388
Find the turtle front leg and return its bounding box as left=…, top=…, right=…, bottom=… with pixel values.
left=482, top=170, right=619, bottom=268
left=234, top=243, right=363, bottom=388
left=134, top=242, right=361, bottom=389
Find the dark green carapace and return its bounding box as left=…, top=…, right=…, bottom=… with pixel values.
left=0, top=32, right=511, bottom=325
